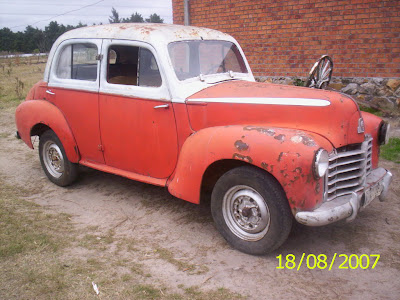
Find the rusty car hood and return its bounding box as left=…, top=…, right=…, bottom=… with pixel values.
left=185, top=80, right=365, bottom=148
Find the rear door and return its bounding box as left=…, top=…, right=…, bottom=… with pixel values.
left=48, top=39, right=104, bottom=164
left=98, top=39, right=178, bottom=179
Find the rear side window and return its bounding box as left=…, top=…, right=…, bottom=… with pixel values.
left=56, top=43, right=98, bottom=81
left=107, top=45, right=162, bottom=87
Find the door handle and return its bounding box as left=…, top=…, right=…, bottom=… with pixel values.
left=154, top=104, right=169, bottom=109
left=46, top=90, right=55, bottom=95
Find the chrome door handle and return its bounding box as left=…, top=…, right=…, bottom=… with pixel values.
left=154, top=104, right=169, bottom=109
left=46, top=90, right=55, bottom=95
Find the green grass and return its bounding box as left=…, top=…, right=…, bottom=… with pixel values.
left=359, top=104, right=383, bottom=117
left=381, top=137, right=400, bottom=163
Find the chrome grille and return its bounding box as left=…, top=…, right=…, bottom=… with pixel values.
left=326, top=135, right=373, bottom=201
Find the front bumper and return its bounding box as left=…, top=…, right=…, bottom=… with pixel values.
left=295, top=167, right=392, bottom=226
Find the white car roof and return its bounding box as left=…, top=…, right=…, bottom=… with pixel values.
left=52, top=23, right=235, bottom=45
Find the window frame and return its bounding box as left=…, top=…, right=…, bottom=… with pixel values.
left=48, top=39, right=102, bottom=92
left=100, top=39, right=170, bottom=101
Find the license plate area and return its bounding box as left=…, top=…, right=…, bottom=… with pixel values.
left=363, top=182, right=383, bottom=208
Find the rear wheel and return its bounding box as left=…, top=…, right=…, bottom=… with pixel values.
left=39, top=130, right=78, bottom=186
left=211, top=166, right=292, bottom=255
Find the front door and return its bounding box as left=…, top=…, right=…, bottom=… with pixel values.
left=98, top=40, right=178, bottom=179
left=48, top=39, right=104, bottom=164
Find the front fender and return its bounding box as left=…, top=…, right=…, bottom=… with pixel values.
left=15, top=100, right=80, bottom=162
left=168, top=125, right=333, bottom=213
left=361, top=111, right=382, bottom=169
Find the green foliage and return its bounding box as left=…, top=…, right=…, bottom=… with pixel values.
left=146, top=13, right=164, bottom=23
left=0, top=8, right=163, bottom=54
left=359, top=104, right=383, bottom=117
left=293, top=78, right=305, bottom=86
left=381, top=137, right=400, bottom=163
left=122, top=12, right=145, bottom=23
left=108, top=7, right=121, bottom=24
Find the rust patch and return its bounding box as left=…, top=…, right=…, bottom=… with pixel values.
left=243, top=126, right=275, bottom=136
left=274, top=134, right=285, bottom=143
left=234, top=140, right=249, bottom=151
left=315, top=181, right=320, bottom=194
left=232, top=153, right=253, bottom=163
left=301, top=135, right=316, bottom=147
left=261, top=162, right=274, bottom=173
left=277, top=152, right=284, bottom=162
left=293, top=167, right=302, bottom=174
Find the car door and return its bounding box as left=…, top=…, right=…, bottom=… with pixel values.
left=47, top=39, right=105, bottom=164
left=98, top=39, right=178, bottom=179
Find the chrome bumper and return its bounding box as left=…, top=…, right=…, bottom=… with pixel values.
left=295, top=168, right=392, bottom=226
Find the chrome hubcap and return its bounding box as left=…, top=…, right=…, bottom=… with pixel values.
left=43, top=141, right=64, bottom=178
left=223, top=185, right=270, bottom=241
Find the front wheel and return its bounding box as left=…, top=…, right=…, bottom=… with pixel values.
left=39, top=130, right=78, bottom=187
left=211, top=166, right=292, bottom=255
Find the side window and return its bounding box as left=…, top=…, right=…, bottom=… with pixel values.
left=56, top=43, right=98, bottom=81
left=107, top=45, right=161, bottom=87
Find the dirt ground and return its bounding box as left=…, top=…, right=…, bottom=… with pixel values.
left=1, top=107, right=399, bottom=299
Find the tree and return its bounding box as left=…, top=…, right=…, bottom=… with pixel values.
left=145, top=13, right=164, bottom=23
left=122, top=12, right=145, bottom=23
left=0, top=27, right=15, bottom=52
left=109, top=7, right=121, bottom=23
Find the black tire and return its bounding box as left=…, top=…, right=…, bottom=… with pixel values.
left=39, top=130, right=78, bottom=187
left=211, top=166, right=292, bottom=255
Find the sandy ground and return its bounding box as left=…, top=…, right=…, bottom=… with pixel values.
left=1, top=107, right=399, bottom=299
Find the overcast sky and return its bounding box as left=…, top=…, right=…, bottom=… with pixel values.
left=0, top=0, right=173, bottom=32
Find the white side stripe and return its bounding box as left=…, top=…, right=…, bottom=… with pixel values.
left=187, top=97, right=331, bottom=107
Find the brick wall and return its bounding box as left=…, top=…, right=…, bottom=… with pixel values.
left=172, top=0, right=400, bottom=78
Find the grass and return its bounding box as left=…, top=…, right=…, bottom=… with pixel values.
left=0, top=56, right=46, bottom=109
left=0, top=176, right=242, bottom=299
left=359, top=104, right=383, bottom=117
left=381, top=137, right=400, bottom=163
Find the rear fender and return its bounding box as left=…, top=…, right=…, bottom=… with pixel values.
left=168, top=125, right=333, bottom=213
left=15, top=100, right=80, bottom=162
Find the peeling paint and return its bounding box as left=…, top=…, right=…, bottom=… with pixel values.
left=274, top=134, right=285, bottom=143
left=301, top=135, right=317, bottom=147
left=290, top=135, right=316, bottom=147
left=243, top=126, right=275, bottom=136
left=232, top=153, right=253, bottom=163
left=293, top=167, right=302, bottom=174
left=277, top=152, right=284, bottom=162
left=234, top=140, right=249, bottom=151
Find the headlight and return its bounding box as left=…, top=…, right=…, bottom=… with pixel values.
left=378, top=121, right=390, bottom=145
left=313, top=149, right=329, bottom=179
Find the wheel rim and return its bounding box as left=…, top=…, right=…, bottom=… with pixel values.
left=222, top=185, right=271, bottom=242
left=42, top=141, right=64, bottom=178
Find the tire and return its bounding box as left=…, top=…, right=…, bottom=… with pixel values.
left=211, top=166, right=292, bottom=255
left=39, top=130, right=78, bottom=187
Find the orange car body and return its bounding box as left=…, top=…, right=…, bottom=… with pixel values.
left=15, top=24, right=391, bottom=227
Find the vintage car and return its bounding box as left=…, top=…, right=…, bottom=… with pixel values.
left=15, top=24, right=392, bottom=255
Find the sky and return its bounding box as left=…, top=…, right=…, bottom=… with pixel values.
left=0, top=0, right=173, bottom=32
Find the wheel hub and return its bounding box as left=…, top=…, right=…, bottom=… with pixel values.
left=42, top=141, right=64, bottom=178
left=222, top=185, right=271, bottom=241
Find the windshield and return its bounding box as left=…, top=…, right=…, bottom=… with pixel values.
left=168, top=40, right=248, bottom=81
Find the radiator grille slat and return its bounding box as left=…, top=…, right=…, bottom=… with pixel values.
left=326, top=136, right=373, bottom=201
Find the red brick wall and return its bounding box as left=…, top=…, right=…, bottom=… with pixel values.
left=172, top=0, right=400, bottom=78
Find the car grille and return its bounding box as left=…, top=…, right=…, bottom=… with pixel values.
left=325, top=135, right=373, bottom=201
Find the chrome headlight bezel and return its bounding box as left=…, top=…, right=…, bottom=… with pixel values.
left=313, top=149, right=329, bottom=179
left=378, top=121, right=390, bottom=145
